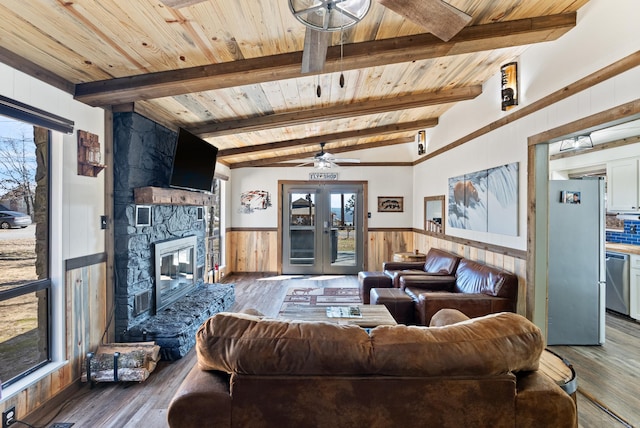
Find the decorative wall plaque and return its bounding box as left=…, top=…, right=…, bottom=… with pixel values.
left=309, top=172, right=338, bottom=180
left=377, top=196, right=404, bottom=212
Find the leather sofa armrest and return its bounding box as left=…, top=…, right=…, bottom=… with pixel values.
left=516, top=371, right=577, bottom=428
left=168, top=366, right=232, bottom=428
left=382, top=261, right=425, bottom=271
left=399, top=274, right=456, bottom=291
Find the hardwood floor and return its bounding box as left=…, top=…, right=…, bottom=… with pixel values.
left=28, top=273, right=640, bottom=427
left=549, top=311, right=640, bottom=428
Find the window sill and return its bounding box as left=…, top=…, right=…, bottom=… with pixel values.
left=0, top=360, right=68, bottom=403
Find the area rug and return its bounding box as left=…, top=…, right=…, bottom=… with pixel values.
left=279, top=287, right=361, bottom=314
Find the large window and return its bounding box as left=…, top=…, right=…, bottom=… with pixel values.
left=0, top=117, right=50, bottom=388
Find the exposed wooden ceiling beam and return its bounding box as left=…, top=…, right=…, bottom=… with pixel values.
left=74, top=13, right=576, bottom=107
left=230, top=137, right=416, bottom=168
left=217, top=118, right=437, bottom=158
left=192, top=86, right=481, bottom=138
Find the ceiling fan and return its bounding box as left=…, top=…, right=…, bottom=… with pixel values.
left=289, top=0, right=472, bottom=73
left=298, top=143, right=361, bottom=169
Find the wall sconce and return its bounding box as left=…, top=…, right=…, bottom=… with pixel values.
left=417, top=130, right=426, bottom=155
left=501, top=62, right=518, bottom=111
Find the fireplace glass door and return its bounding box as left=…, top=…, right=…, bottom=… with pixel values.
left=282, top=183, right=363, bottom=275
left=155, top=236, right=197, bottom=312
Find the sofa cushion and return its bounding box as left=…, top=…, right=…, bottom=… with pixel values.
left=370, top=312, right=543, bottom=377
left=196, top=312, right=372, bottom=375
left=428, top=308, right=470, bottom=327
left=422, top=248, right=461, bottom=274
left=455, top=259, right=518, bottom=300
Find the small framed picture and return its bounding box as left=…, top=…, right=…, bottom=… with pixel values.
left=561, top=191, right=581, bottom=204
left=377, top=196, right=404, bottom=212
left=135, top=205, right=151, bottom=226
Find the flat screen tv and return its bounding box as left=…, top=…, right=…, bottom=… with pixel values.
left=170, top=128, right=218, bottom=192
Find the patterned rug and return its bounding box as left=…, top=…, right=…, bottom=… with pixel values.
left=279, top=287, right=361, bottom=313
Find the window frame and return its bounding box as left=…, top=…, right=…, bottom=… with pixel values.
left=0, top=109, right=65, bottom=395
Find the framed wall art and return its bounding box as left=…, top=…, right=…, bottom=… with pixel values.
left=377, top=196, right=403, bottom=212
left=447, top=162, right=519, bottom=236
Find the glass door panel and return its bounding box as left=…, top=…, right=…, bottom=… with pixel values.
left=283, top=184, right=363, bottom=275
left=289, top=191, right=316, bottom=266
left=328, top=190, right=357, bottom=268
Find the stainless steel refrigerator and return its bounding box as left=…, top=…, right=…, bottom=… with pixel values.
left=547, top=178, right=605, bottom=345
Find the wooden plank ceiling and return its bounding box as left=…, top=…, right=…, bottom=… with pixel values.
left=0, top=0, right=589, bottom=168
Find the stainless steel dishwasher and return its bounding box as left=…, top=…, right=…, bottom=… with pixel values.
left=605, top=251, right=630, bottom=315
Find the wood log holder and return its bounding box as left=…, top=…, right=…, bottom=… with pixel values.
left=82, top=342, right=161, bottom=384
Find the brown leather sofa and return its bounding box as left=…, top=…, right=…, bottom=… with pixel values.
left=379, top=248, right=518, bottom=325
left=167, top=310, right=576, bottom=428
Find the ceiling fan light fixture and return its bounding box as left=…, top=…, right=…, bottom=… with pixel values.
left=289, top=0, right=371, bottom=32
left=314, top=159, right=332, bottom=169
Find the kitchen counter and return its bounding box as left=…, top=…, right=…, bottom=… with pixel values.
left=606, top=243, right=640, bottom=255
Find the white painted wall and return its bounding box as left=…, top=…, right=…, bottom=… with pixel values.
left=230, top=165, right=414, bottom=228
left=414, top=0, right=640, bottom=251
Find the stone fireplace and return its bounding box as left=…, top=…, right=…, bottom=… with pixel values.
left=113, top=111, right=234, bottom=359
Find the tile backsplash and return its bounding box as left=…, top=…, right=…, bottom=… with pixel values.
left=606, top=219, right=640, bottom=245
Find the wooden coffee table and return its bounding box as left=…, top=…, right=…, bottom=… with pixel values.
left=279, top=305, right=397, bottom=328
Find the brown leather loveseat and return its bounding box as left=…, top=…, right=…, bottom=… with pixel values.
left=167, top=310, right=576, bottom=428
left=381, top=248, right=518, bottom=325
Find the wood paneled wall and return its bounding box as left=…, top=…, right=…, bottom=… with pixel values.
left=366, top=229, right=414, bottom=270
left=1, top=261, right=107, bottom=421
left=66, top=263, right=108, bottom=378
left=226, top=229, right=278, bottom=273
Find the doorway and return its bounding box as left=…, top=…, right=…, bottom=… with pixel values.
left=528, top=99, right=640, bottom=335
left=281, top=182, right=365, bottom=275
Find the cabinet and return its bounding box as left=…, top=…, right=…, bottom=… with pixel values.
left=607, top=158, right=639, bottom=211
left=630, top=255, right=640, bottom=320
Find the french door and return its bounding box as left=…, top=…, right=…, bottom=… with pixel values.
left=282, top=183, right=364, bottom=275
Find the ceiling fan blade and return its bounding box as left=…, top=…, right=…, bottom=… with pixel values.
left=301, top=28, right=330, bottom=74
left=295, top=160, right=315, bottom=167
left=333, top=158, right=360, bottom=163
left=377, top=0, right=472, bottom=42
left=159, top=0, right=206, bottom=8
